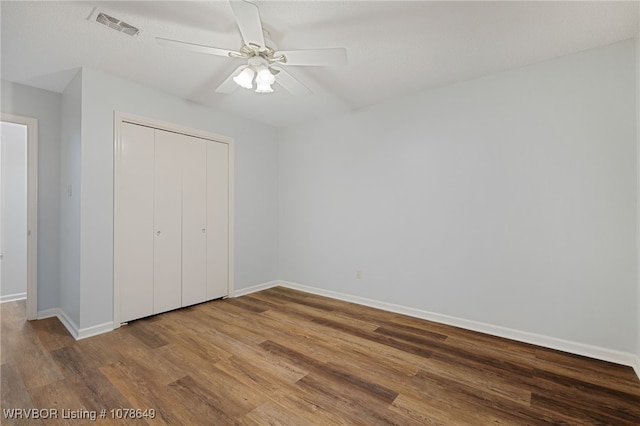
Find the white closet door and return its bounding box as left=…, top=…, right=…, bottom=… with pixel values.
left=206, top=141, right=229, bottom=299
left=116, top=123, right=155, bottom=322
left=153, top=130, right=183, bottom=314
left=181, top=135, right=207, bottom=306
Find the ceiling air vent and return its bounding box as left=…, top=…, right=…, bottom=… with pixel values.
left=89, top=8, right=140, bottom=37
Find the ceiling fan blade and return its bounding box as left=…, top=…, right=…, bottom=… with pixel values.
left=275, top=48, right=347, bottom=66
left=157, top=37, right=241, bottom=58
left=229, top=0, right=265, bottom=49
left=215, top=66, right=245, bottom=93
left=271, top=66, right=310, bottom=96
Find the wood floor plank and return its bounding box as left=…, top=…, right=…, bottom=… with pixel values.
left=294, top=372, right=421, bottom=426
left=427, top=338, right=535, bottom=380
left=389, top=312, right=539, bottom=356
left=0, top=332, right=12, bottom=365
left=238, top=291, right=289, bottom=308
left=167, top=374, right=260, bottom=423
left=63, top=369, right=146, bottom=426
left=185, top=304, right=267, bottom=346
left=47, top=336, right=138, bottom=423
left=121, top=351, right=187, bottom=388
left=6, top=328, right=64, bottom=390
left=530, top=368, right=640, bottom=423
left=256, top=290, right=382, bottom=332
left=260, top=287, right=338, bottom=312
left=1, top=300, right=29, bottom=332
left=151, top=318, right=234, bottom=363
left=530, top=392, right=640, bottom=426
left=1, top=363, right=42, bottom=426
left=28, top=379, right=92, bottom=426
left=29, top=317, right=76, bottom=352
left=441, top=333, right=538, bottom=370
left=50, top=346, right=96, bottom=379
left=237, top=399, right=332, bottom=426
left=419, top=356, right=533, bottom=406
left=241, top=384, right=354, bottom=426
left=262, top=309, right=428, bottom=375
left=224, top=297, right=272, bottom=314
left=125, top=320, right=170, bottom=349
left=390, top=392, right=519, bottom=426
left=534, top=347, right=640, bottom=395
left=207, top=301, right=339, bottom=364
left=260, top=339, right=399, bottom=404
left=1, top=287, right=639, bottom=424
left=62, top=338, right=125, bottom=379
left=212, top=355, right=300, bottom=396
left=99, top=360, right=182, bottom=426
left=240, top=293, right=290, bottom=311
left=263, top=312, right=424, bottom=387
left=158, top=314, right=312, bottom=387
left=410, top=369, right=553, bottom=425
left=263, top=303, right=436, bottom=360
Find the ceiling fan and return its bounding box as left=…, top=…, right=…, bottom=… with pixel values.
left=156, top=0, right=348, bottom=95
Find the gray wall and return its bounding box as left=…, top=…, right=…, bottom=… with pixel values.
left=1, top=80, right=60, bottom=311
left=278, top=39, right=637, bottom=352
left=59, top=71, right=82, bottom=326
left=77, top=67, right=279, bottom=329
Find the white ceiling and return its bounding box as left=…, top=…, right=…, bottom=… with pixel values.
left=1, top=1, right=638, bottom=128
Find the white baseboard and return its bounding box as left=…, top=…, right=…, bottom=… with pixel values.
left=233, top=280, right=280, bottom=297
left=36, top=308, right=61, bottom=320
left=1, top=292, right=27, bottom=303
left=77, top=321, right=114, bottom=339
left=237, top=280, right=638, bottom=371
left=38, top=308, right=79, bottom=338
left=37, top=308, right=113, bottom=340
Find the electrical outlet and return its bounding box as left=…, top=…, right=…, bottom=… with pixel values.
left=355, top=270, right=362, bottom=279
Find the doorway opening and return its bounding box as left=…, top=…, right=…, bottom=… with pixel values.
left=0, top=114, right=38, bottom=320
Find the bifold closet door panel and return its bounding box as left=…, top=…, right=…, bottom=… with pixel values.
left=181, top=136, right=207, bottom=307
left=115, top=123, right=155, bottom=322
left=207, top=141, right=229, bottom=300
left=153, top=130, right=183, bottom=314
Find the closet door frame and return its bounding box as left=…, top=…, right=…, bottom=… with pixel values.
left=113, top=111, right=234, bottom=328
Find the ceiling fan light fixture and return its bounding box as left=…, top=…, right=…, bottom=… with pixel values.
left=233, top=67, right=255, bottom=89
left=255, top=81, right=274, bottom=93
left=256, top=67, right=275, bottom=84
left=159, top=0, right=346, bottom=96
left=255, top=67, right=275, bottom=93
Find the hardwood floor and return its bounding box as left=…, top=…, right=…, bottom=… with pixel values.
left=2, top=286, right=640, bottom=425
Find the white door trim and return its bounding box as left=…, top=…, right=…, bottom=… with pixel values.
left=1, top=113, right=38, bottom=320
left=113, top=111, right=234, bottom=328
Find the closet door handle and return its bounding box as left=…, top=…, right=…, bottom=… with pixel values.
left=201, top=228, right=206, bottom=234
left=156, top=230, right=161, bottom=236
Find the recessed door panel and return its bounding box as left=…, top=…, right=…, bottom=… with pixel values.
left=181, top=135, right=207, bottom=306
left=115, top=123, right=154, bottom=322
left=207, top=141, right=229, bottom=300
left=153, top=129, right=183, bottom=314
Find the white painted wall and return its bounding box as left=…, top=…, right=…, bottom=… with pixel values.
left=0, top=121, right=27, bottom=298
left=278, top=39, right=637, bottom=353
left=78, top=67, right=278, bottom=329
left=1, top=80, right=61, bottom=311
left=59, top=71, right=82, bottom=326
